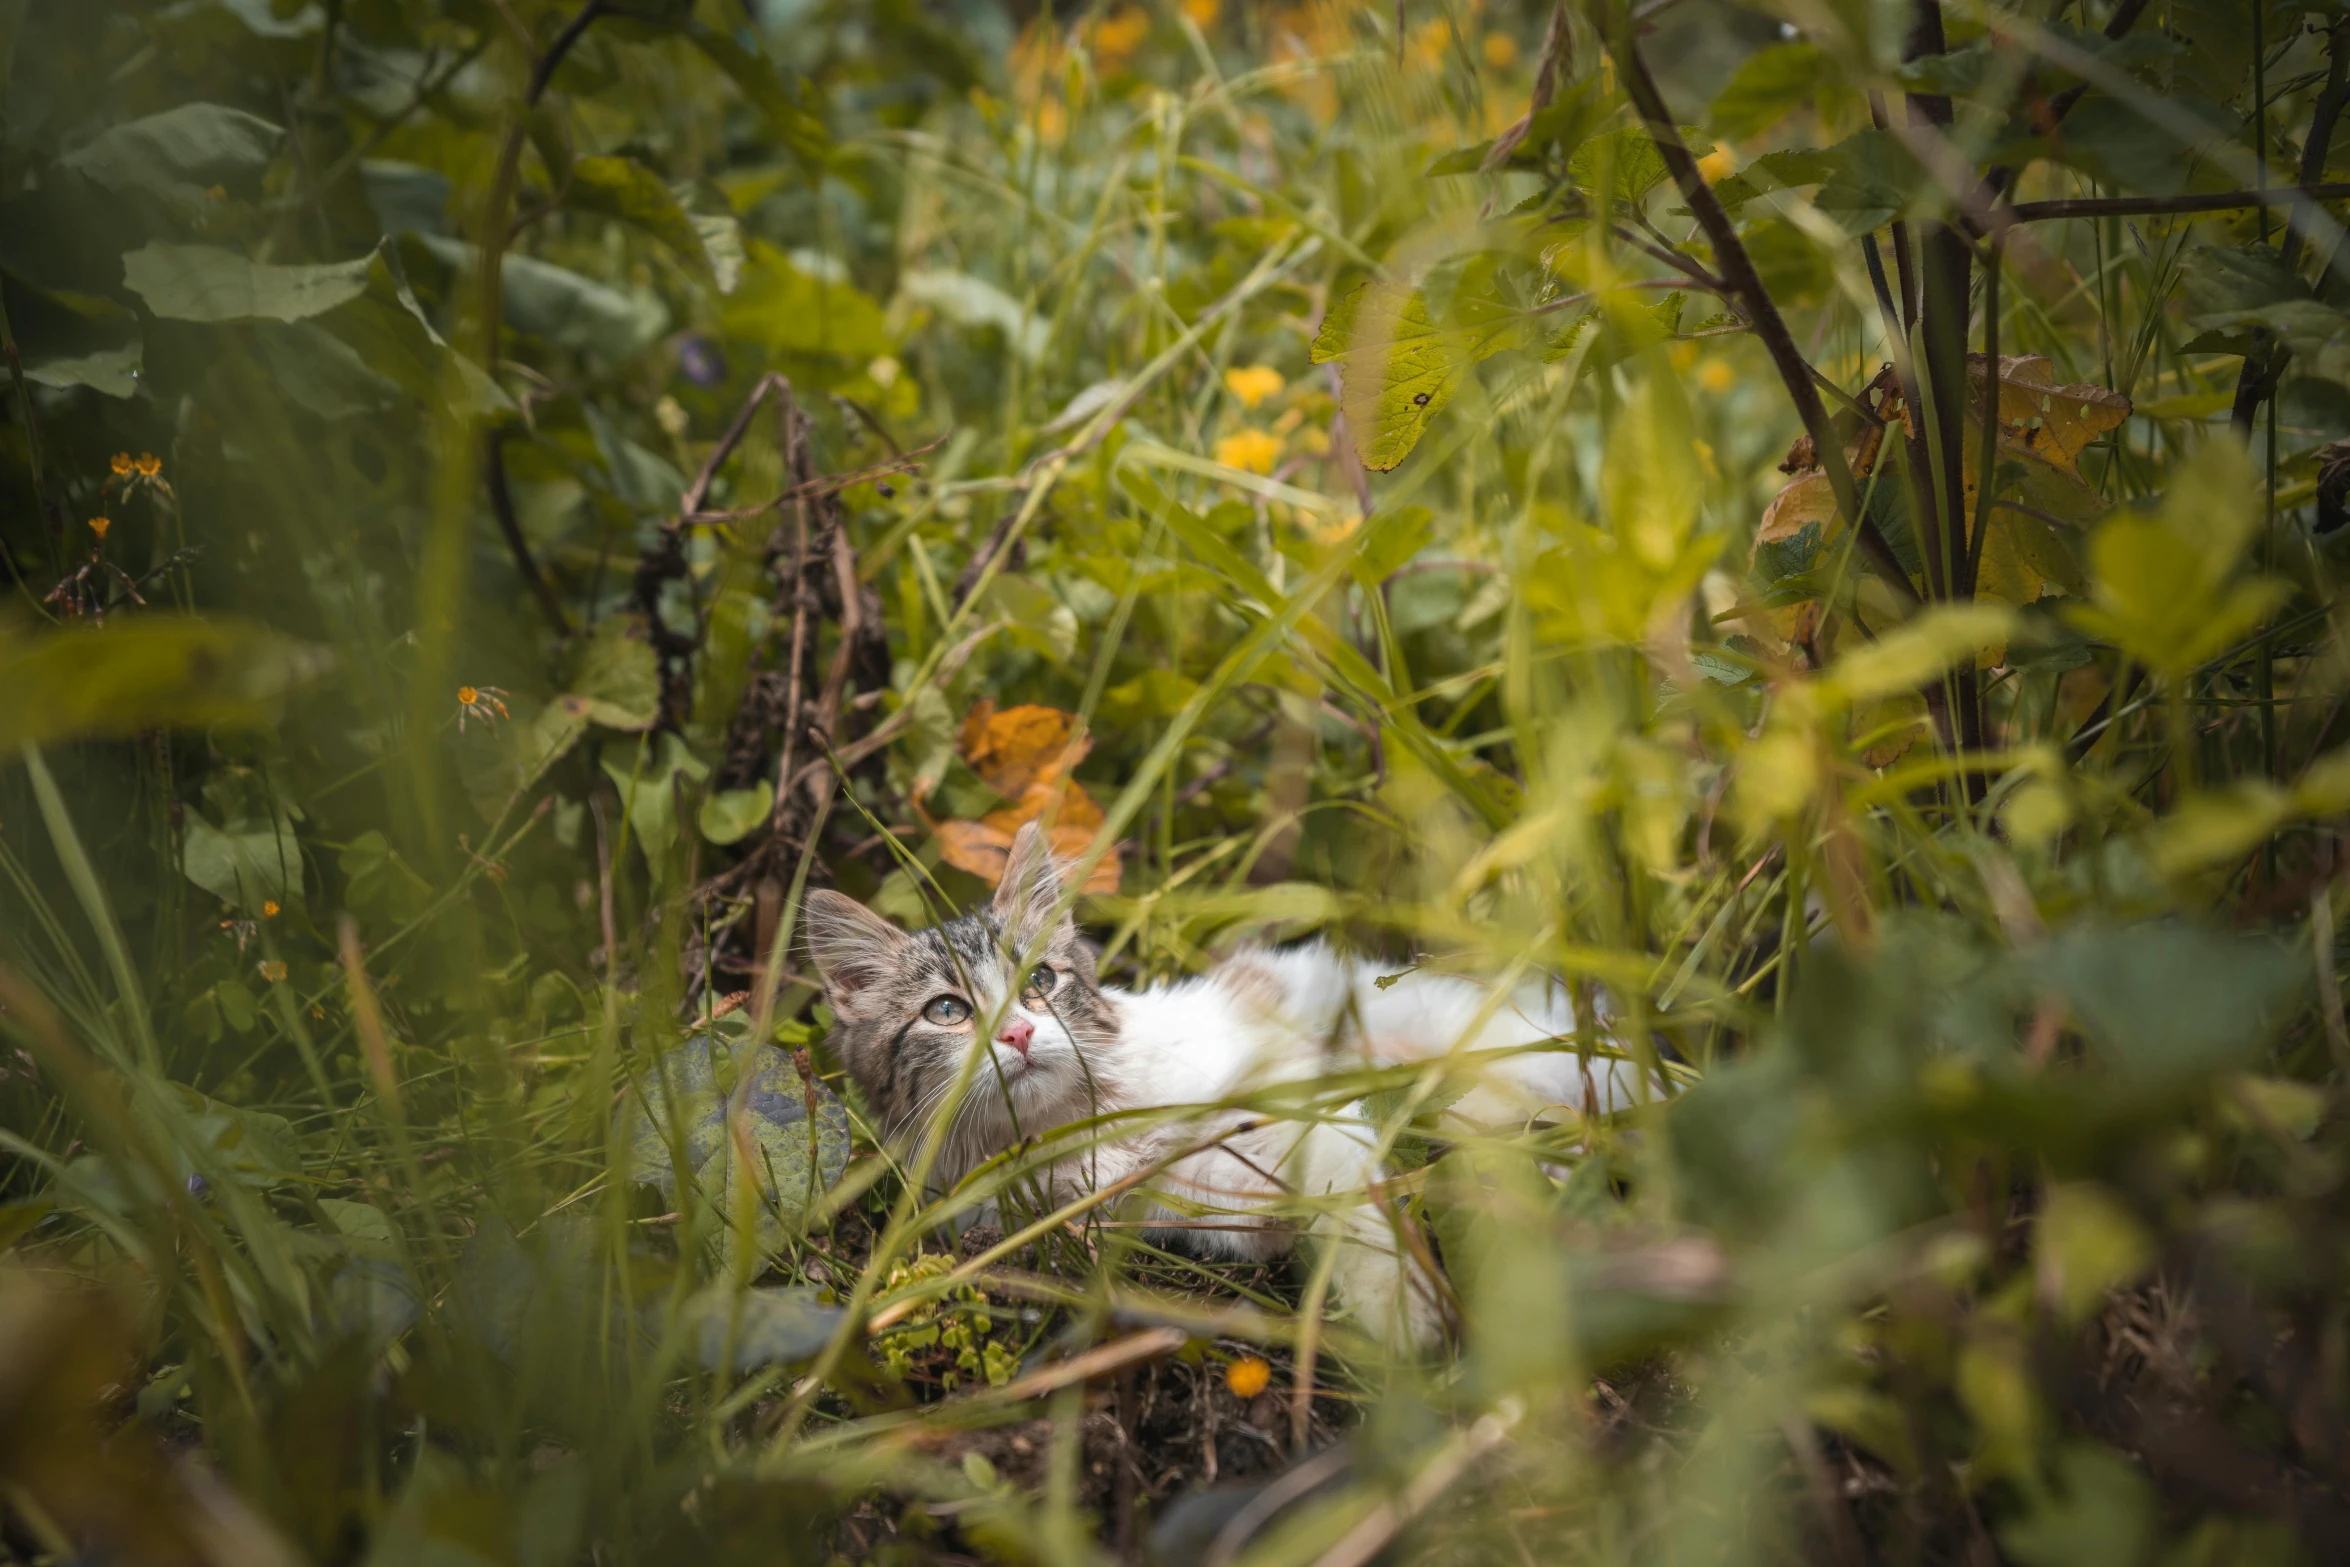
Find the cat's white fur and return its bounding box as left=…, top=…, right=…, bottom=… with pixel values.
left=1048, top=943, right=1644, bottom=1349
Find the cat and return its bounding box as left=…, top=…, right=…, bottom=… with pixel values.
left=800, top=821, right=1645, bottom=1349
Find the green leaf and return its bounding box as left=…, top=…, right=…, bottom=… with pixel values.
left=162, top=1083, right=303, bottom=1191
left=2024, top=923, right=2304, bottom=1083
left=565, top=156, right=730, bottom=288
left=181, top=810, right=299, bottom=911
left=123, top=243, right=373, bottom=323
left=567, top=616, right=663, bottom=730
left=668, top=1284, right=842, bottom=1370
left=721, top=240, right=890, bottom=363
left=1708, top=43, right=1830, bottom=140
left=1309, top=278, right=1532, bottom=471
left=411, top=235, right=669, bottom=361
left=621, top=1031, right=853, bottom=1256
left=1999, top=1444, right=2156, bottom=1567
left=360, top=159, right=450, bottom=236
left=2035, top=1184, right=2152, bottom=1324
left=58, top=103, right=284, bottom=211
left=601, top=734, right=707, bottom=884
left=683, top=20, right=830, bottom=169
left=697, top=787, right=771, bottom=846
left=1705, top=148, right=1844, bottom=211
left=339, top=831, right=434, bottom=927
left=0, top=618, right=331, bottom=753
left=1566, top=126, right=1693, bottom=207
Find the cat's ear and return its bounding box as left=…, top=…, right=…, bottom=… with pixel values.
left=802, top=890, right=908, bottom=1016
left=993, top=821, right=1074, bottom=944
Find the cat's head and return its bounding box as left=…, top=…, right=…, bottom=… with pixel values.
left=801, top=822, right=1122, bottom=1155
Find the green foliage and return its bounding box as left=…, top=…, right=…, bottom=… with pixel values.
left=5, top=1, right=2350, bottom=1564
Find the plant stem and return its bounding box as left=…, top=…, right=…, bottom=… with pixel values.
left=1607, top=22, right=1921, bottom=605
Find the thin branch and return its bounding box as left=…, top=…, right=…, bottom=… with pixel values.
left=484, top=430, right=573, bottom=638
left=1608, top=25, right=1921, bottom=605
left=2007, top=182, right=2350, bottom=224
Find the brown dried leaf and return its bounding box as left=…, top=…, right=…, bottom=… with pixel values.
left=925, top=700, right=1122, bottom=893
left=1966, top=354, right=2129, bottom=476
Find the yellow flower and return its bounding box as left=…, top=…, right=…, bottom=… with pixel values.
left=1214, top=428, right=1283, bottom=475
left=458, top=685, right=480, bottom=705
left=258, top=960, right=287, bottom=983
left=1088, top=6, right=1150, bottom=71
left=1179, top=0, right=1220, bottom=26
left=1697, top=359, right=1736, bottom=393
left=1223, top=364, right=1285, bottom=409
left=1224, top=1356, right=1272, bottom=1398
left=110, top=452, right=133, bottom=476
left=1697, top=147, right=1736, bottom=184
left=262, top=900, right=280, bottom=918
left=135, top=452, right=161, bottom=477
left=1482, top=31, right=1519, bottom=69
left=88, top=516, right=111, bottom=541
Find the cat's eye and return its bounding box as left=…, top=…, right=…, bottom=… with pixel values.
left=923, top=994, right=973, bottom=1026
left=1021, top=964, right=1058, bottom=1003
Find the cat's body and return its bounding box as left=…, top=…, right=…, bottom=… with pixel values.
left=803, top=825, right=1642, bottom=1348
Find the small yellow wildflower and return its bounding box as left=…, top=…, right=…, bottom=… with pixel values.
left=1223, top=364, right=1285, bottom=409
left=1697, top=148, right=1736, bottom=184
left=1482, top=32, right=1519, bottom=69
left=1214, top=428, right=1283, bottom=475
left=1088, top=6, right=1150, bottom=71
left=258, top=960, right=288, bottom=983
left=203, top=184, right=227, bottom=200
left=135, top=452, right=161, bottom=477
left=110, top=452, right=133, bottom=476
left=1224, top=1356, right=1272, bottom=1398
left=1697, top=359, right=1736, bottom=394
left=88, top=516, right=111, bottom=541
left=262, top=900, right=281, bottom=918
left=1179, top=0, right=1220, bottom=27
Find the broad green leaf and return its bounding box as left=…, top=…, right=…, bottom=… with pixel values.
left=59, top=103, right=284, bottom=211
left=2182, top=244, right=2350, bottom=387
left=1567, top=126, right=1694, bottom=207
left=2067, top=442, right=2282, bottom=675
left=668, top=1284, right=842, bottom=1370
left=181, top=811, right=299, bottom=911
left=1999, top=1444, right=2156, bottom=1567
left=123, top=243, right=373, bottom=323
left=567, top=616, right=662, bottom=730
left=697, top=787, right=772, bottom=846
left=602, top=734, right=707, bottom=884
left=565, top=156, right=727, bottom=287
left=360, top=159, right=450, bottom=236
left=412, top=235, right=669, bottom=361
left=1709, top=43, right=1835, bottom=140
left=1602, top=374, right=1701, bottom=570
left=0, top=618, right=330, bottom=753
left=722, top=240, right=890, bottom=362
left=683, top=20, right=830, bottom=169
left=2035, top=1184, right=2152, bottom=1324
left=2024, top=923, right=2303, bottom=1082
left=1824, top=604, right=2015, bottom=704
left=1309, top=278, right=1531, bottom=471
left=621, top=1029, right=853, bottom=1255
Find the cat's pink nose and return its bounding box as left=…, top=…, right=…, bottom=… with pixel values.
left=996, top=1017, right=1035, bottom=1056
